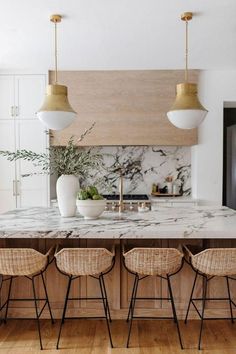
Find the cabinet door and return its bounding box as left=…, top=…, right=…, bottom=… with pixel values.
left=15, top=75, right=46, bottom=120
left=0, top=121, right=17, bottom=212
left=16, top=120, right=49, bottom=207
left=0, top=76, right=14, bottom=119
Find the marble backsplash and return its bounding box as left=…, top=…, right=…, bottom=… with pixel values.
left=50, top=146, right=191, bottom=198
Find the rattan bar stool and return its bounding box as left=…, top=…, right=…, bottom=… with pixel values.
left=123, top=246, right=184, bottom=349
left=0, top=247, right=54, bottom=350
left=54, top=246, right=115, bottom=349
left=184, top=245, right=236, bottom=350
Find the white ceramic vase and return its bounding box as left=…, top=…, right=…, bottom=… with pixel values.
left=56, top=174, right=80, bottom=217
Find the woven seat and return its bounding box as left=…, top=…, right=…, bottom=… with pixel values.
left=55, top=246, right=115, bottom=349
left=184, top=245, right=236, bottom=276
left=122, top=246, right=184, bottom=349
left=123, top=247, right=183, bottom=276
left=0, top=248, right=48, bottom=276
left=55, top=247, right=115, bottom=276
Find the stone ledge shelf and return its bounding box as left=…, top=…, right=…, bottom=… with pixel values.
left=0, top=206, right=235, bottom=239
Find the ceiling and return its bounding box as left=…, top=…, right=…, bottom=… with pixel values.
left=1, top=0, right=236, bottom=72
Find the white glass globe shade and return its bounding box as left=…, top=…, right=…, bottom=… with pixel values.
left=37, top=111, right=76, bottom=131
left=167, top=109, right=207, bottom=129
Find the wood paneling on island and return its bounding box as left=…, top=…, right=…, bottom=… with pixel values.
left=50, top=70, right=198, bottom=146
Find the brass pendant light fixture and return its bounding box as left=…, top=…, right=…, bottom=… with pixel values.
left=167, top=12, right=208, bottom=129
left=37, top=15, right=76, bottom=131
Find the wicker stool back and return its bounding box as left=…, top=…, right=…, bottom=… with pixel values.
left=0, top=248, right=48, bottom=276
left=123, top=247, right=183, bottom=276
left=55, top=247, right=114, bottom=276
left=186, top=247, right=236, bottom=276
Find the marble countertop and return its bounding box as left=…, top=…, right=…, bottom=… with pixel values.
left=0, top=206, right=236, bottom=239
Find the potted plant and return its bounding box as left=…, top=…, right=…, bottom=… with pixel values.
left=0, top=124, right=102, bottom=217
left=77, top=186, right=106, bottom=219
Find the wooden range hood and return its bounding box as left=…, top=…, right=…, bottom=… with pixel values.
left=50, top=70, right=198, bottom=146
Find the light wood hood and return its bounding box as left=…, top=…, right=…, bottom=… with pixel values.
left=50, top=70, right=198, bottom=146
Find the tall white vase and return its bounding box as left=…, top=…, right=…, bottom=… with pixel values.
left=56, top=174, right=80, bottom=217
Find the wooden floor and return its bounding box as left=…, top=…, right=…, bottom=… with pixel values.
left=0, top=319, right=235, bottom=353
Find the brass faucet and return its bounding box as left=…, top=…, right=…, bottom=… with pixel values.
left=118, top=172, right=124, bottom=213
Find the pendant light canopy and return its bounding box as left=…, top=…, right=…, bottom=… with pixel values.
left=37, top=15, right=76, bottom=131
left=167, top=12, right=207, bottom=129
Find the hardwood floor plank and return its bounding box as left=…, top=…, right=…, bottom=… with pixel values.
left=0, top=320, right=235, bottom=353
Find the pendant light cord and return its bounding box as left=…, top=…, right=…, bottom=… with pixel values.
left=54, top=21, right=58, bottom=84
left=185, top=18, right=189, bottom=82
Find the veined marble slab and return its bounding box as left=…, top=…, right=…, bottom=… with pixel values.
left=0, top=206, right=235, bottom=239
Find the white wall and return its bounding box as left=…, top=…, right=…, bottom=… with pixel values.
left=192, top=70, right=236, bottom=205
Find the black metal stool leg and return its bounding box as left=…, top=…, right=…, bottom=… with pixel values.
left=127, top=275, right=138, bottom=323
left=185, top=271, right=198, bottom=324
left=56, top=275, right=72, bottom=350
left=40, top=272, right=54, bottom=324
left=127, top=274, right=139, bottom=348
left=198, top=276, right=208, bottom=350
left=32, top=276, right=43, bottom=350
left=4, top=277, right=13, bottom=324
left=167, top=275, right=183, bottom=350
left=100, top=274, right=112, bottom=323
left=226, top=276, right=234, bottom=324
left=99, top=275, right=113, bottom=348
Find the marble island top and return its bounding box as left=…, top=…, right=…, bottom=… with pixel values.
left=0, top=206, right=236, bottom=239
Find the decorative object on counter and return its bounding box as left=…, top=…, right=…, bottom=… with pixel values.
left=167, top=12, right=208, bottom=129
left=165, top=176, right=173, bottom=194
left=77, top=186, right=106, bottom=219
left=0, top=124, right=101, bottom=218
left=152, top=183, right=158, bottom=193
left=172, top=180, right=180, bottom=195
left=138, top=202, right=149, bottom=213
left=57, top=175, right=79, bottom=217
left=37, top=14, right=76, bottom=131
left=158, top=186, right=168, bottom=194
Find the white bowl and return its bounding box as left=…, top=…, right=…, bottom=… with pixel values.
left=76, top=199, right=106, bottom=219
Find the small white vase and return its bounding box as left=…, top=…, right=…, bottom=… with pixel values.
left=56, top=175, right=80, bottom=217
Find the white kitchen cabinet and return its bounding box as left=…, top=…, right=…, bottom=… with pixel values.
left=0, top=74, right=45, bottom=120
left=0, top=76, right=15, bottom=119
left=0, top=120, right=17, bottom=212
left=0, top=74, right=49, bottom=213
left=16, top=120, right=48, bottom=208
left=15, top=75, right=45, bottom=120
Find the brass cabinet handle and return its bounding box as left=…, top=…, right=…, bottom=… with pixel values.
left=16, top=180, right=20, bottom=196
left=15, top=106, right=19, bottom=116
left=13, top=180, right=16, bottom=196
left=11, top=106, right=14, bottom=117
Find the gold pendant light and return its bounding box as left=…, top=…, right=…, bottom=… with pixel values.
left=167, top=12, right=208, bottom=129
left=37, top=15, right=77, bottom=131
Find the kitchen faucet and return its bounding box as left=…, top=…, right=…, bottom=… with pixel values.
left=118, top=170, right=124, bottom=213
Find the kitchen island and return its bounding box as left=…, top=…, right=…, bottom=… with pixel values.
left=0, top=206, right=236, bottom=320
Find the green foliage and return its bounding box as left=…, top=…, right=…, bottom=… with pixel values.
left=0, top=124, right=102, bottom=177
left=86, top=186, right=98, bottom=197
left=77, top=190, right=89, bottom=200
left=77, top=185, right=103, bottom=200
